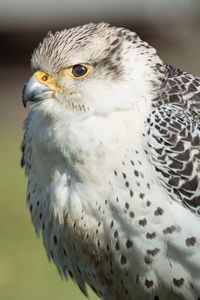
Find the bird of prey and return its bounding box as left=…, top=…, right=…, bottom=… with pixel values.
left=21, top=23, right=200, bottom=300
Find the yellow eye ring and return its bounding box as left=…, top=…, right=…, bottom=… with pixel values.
left=70, top=63, right=93, bottom=79
left=60, top=63, right=93, bottom=80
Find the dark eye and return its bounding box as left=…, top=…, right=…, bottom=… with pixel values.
left=72, top=64, right=88, bottom=77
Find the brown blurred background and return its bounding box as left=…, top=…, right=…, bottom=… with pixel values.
left=1, top=1, right=200, bottom=299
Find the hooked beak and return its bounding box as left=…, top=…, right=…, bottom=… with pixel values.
left=22, top=71, right=56, bottom=107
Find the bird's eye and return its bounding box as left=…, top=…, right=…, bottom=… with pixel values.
left=72, top=64, right=88, bottom=78
left=60, top=63, right=93, bottom=79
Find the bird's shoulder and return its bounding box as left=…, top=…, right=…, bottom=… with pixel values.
left=153, top=64, right=200, bottom=117
left=145, top=65, right=200, bottom=214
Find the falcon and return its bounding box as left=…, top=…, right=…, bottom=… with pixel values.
left=21, top=23, right=200, bottom=300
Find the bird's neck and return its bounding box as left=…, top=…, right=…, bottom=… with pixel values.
left=28, top=98, right=165, bottom=230
left=30, top=97, right=152, bottom=187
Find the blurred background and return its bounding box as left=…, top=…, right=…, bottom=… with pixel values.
left=1, top=0, right=200, bottom=299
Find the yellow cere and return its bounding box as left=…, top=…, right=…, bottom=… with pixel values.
left=34, top=70, right=60, bottom=91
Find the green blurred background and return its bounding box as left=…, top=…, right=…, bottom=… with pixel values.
left=1, top=0, right=200, bottom=299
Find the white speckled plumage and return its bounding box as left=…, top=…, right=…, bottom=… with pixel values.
left=21, top=23, right=200, bottom=300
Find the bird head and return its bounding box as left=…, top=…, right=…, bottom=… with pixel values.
left=23, top=23, right=164, bottom=118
